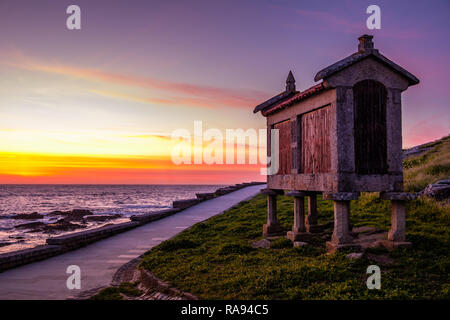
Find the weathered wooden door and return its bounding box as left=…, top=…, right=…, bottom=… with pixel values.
left=273, top=120, right=291, bottom=175
left=301, top=106, right=331, bottom=173
left=353, top=80, right=387, bottom=174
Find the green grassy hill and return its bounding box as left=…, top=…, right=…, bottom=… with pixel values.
left=403, top=135, right=450, bottom=191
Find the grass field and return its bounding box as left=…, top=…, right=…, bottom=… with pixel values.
left=138, top=192, right=449, bottom=299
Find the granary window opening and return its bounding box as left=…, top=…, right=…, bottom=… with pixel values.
left=353, top=79, right=388, bottom=174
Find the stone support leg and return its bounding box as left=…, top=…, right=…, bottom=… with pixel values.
left=286, top=192, right=310, bottom=241
left=330, top=201, right=353, bottom=245
left=292, top=196, right=306, bottom=233
left=306, top=193, right=321, bottom=233
left=388, top=200, right=406, bottom=242
left=323, top=192, right=360, bottom=252
left=262, top=190, right=284, bottom=237
left=380, top=192, right=416, bottom=250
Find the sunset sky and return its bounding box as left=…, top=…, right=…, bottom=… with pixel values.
left=0, top=0, right=449, bottom=184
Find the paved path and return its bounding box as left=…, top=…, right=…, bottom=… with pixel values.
left=0, top=185, right=264, bottom=300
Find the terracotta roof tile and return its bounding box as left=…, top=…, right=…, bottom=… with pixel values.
left=261, top=83, right=327, bottom=116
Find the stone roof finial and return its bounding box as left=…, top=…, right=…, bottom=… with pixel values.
left=286, top=70, right=296, bottom=92
left=358, top=34, right=374, bottom=53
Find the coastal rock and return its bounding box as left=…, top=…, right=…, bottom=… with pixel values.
left=251, top=239, right=271, bottom=249
left=0, top=239, right=25, bottom=248
left=11, top=212, right=43, bottom=220
left=15, top=221, right=46, bottom=229
left=346, top=252, right=363, bottom=260
left=14, top=220, right=86, bottom=233
left=49, top=209, right=94, bottom=221
left=48, top=211, right=64, bottom=216
left=402, top=144, right=433, bottom=159
left=420, top=180, right=450, bottom=201
left=44, top=220, right=86, bottom=233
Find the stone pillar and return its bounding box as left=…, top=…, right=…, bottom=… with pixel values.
left=380, top=192, right=417, bottom=249
left=286, top=191, right=310, bottom=241
left=388, top=200, right=405, bottom=241
left=262, top=189, right=284, bottom=237
left=323, top=192, right=360, bottom=252
left=331, top=201, right=352, bottom=244
left=292, top=195, right=306, bottom=233
left=306, top=193, right=320, bottom=233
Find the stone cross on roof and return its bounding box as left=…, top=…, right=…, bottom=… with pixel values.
left=286, top=70, right=296, bottom=92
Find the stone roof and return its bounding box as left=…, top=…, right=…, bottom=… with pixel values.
left=314, top=35, right=420, bottom=86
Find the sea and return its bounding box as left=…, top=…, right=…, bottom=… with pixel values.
left=0, top=184, right=223, bottom=253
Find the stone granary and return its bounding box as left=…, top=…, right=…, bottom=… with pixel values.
left=253, top=35, right=419, bottom=252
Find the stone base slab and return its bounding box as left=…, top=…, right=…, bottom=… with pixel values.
left=380, top=240, right=412, bottom=250
left=293, top=241, right=308, bottom=247
left=286, top=231, right=312, bottom=242
left=263, top=223, right=285, bottom=237
left=326, top=241, right=362, bottom=253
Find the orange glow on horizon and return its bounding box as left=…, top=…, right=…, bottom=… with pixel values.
left=0, top=152, right=264, bottom=184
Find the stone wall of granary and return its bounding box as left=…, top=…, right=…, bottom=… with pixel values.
left=326, top=58, right=407, bottom=192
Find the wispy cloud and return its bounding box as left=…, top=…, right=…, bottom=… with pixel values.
left=90, top=89, right=218, bottom=109
left=2, top=50, right=267, bottom=110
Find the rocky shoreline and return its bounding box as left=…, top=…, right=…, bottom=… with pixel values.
left=0, top=182, right=265, bottom=271
left=11, top=209, right=122, bottom=233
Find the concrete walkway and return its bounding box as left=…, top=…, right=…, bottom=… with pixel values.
left=0, top=184, right=264, bottom=300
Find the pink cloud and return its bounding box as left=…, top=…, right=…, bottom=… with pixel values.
left=404, top=115, right=449, bottom=147
left=2, top=50, right=268, bottom=110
